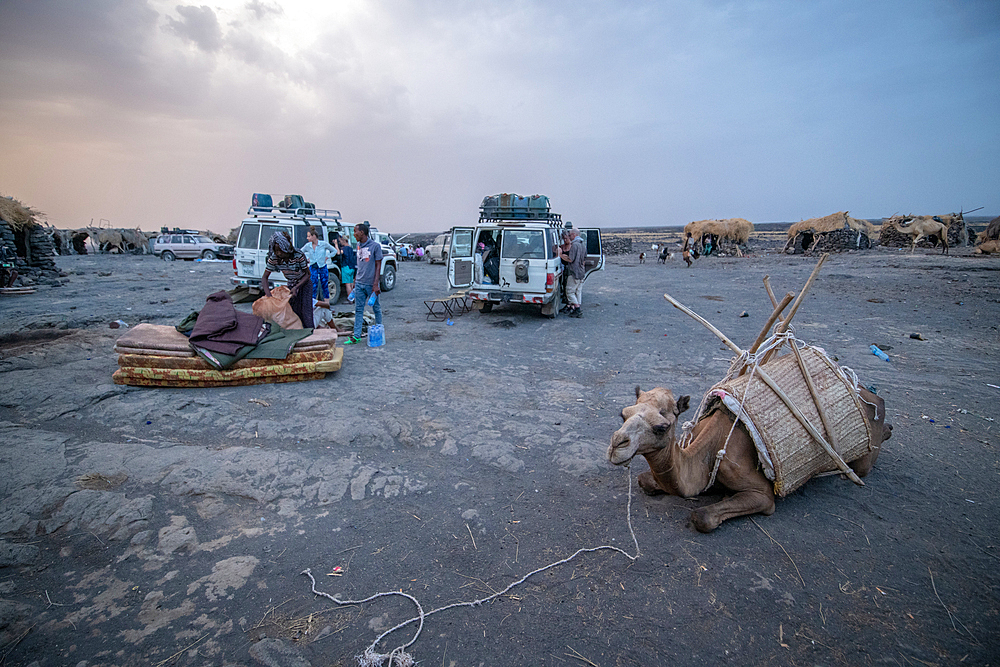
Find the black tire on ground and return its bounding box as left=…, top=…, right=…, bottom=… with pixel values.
left=544, top=283, right=561, bottom=319
left=380, top=264, right=396, bottom=291
left=202, top=250, right=216, bottom=260
left=162, top=251, right=176, bottom=261
left=480, top=301, right=493, bottom=314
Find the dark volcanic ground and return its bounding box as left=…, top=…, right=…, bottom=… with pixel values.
left=0, top=244, right=998, bottom=667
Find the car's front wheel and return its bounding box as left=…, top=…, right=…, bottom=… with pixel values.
left=380, top=265, right=396, bottom=291
left=161, top=251, right=176, bottom=261
left=202, top=250, right=217, bottom=260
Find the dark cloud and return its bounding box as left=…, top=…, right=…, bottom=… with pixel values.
left=165, top=5, right=223, bottom=52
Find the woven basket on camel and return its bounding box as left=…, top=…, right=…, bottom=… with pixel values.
left=709, top=345, right=873, bottom=497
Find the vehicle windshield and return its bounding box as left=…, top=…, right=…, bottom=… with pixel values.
left=501, top=229, right=546, bottom=259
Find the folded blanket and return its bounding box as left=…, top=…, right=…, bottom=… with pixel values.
left=118, top=349, right=333, bottom=370
left=189, top=291, right=268, bottom=355
left=114, top=354, right=342, bottom=383
left=112, top=370, right=327, bottom=388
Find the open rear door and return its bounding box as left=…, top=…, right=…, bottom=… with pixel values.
left=579, top=228, right=604, bottom=279
left=447, top=227, right=475, bottom=289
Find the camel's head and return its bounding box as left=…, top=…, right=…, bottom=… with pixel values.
left=608, top=386, right=690, bottom=465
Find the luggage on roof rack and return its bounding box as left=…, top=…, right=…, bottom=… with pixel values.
left=280, top=194, right=305, bottom=211
left=480, top=193, right=555, bottom=220
left=252, top=193, right=273, bottom=211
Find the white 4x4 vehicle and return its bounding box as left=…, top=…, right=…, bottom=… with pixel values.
left=448, top=194, right=603, bottom=317
left=231, top=194, right=397, bottom=302
left=154, top=233, right=234, bottom=261
left=426, top=233, right=450, bottom=264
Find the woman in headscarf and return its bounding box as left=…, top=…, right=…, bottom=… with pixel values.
left=261, top=231, right=314, bottom=328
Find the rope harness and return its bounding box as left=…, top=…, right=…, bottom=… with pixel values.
left=303, top=468, right=642, bottom=667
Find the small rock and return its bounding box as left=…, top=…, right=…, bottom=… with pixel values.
left=909, top=333, right=926, bottom=340
left=739, top=311, right=749, bottom=317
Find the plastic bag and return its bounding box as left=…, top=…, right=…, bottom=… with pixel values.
left=368, top=324, right=385, bottom=347
left=252, top=285, right=304, bottom=329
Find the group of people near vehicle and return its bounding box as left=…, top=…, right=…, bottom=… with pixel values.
left=397, top=244, right=424, bottom=261
left=259, top=223, right=382, bottom=345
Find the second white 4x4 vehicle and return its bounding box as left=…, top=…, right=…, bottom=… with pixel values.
left=231, top=193, right=397, bottom=303
left=448, top=194, right=603, bottom=317
left=154, top=233, right=234, bottom=261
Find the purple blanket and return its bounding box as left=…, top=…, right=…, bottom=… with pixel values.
left=189, top=291, right=268, bottom=355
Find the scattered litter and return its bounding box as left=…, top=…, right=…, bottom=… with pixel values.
left=739, top=311, right=749, bottom=318
left=249, top=399, right=270, bottom=407
left=870, top=344, right=890, bottom=362
left=966, top=499, right=976, bottom=503
left=327, top=566, right=344, bottom=576
left=987, top=384, right=999, bottom=390
left=909, top=333, right=926, bottom=340
left=442, top=368, right=456, bottom=373
left=110, top=319, right=128, bottom=329
left=446, top=319, right=454, bottom=326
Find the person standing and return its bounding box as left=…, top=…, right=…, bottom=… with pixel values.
left=558, top=228, right=586, bottom=318
left=343, top=223, right=382, bottom=345
left=301, top=227, right=338, bottom=300
left=338, top=235, right=356, bottom=302
left=261, top=231, right=313, bottom=328
left=682, top=231, right=697, bottom=268
left=0, top=244, right=18, bottom=288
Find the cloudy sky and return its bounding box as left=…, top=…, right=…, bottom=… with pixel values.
left=1, top=0, right=997, bottom=234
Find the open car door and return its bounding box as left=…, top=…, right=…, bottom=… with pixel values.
left=447, top=227, right=475, bottom=289
left=579, top=228, right=604, bottom=279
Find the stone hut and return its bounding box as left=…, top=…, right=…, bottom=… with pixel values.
left=0, top=196, right=59, bottom=285
left=784, top=212, right=876, bottom=254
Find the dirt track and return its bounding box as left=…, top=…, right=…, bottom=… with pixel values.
left=1, top=246, right=998, bottom=666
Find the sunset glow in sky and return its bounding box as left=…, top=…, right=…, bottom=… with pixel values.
left=1, top=0, right=997, bottom=234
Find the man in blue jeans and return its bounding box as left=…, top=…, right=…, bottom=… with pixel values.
left=343, top=222, right=382, bottom=345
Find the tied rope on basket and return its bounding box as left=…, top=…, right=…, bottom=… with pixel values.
left=301, top=466, right=642, bottom=667
left=667, top=267, right=877, bottom=497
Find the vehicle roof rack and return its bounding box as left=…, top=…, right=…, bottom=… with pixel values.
left=246, top=205, right=343, bottom=222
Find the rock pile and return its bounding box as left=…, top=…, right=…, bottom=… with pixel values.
left=602, top=236, right=633, bottom=255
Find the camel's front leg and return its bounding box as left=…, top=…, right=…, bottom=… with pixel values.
left=689, top=488, right=775, bottom=533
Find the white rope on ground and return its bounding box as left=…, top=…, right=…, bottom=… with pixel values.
left=302, top=467, right=641, bottom=667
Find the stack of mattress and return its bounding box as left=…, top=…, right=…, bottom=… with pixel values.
left=113, top=323, right=342, bottom=388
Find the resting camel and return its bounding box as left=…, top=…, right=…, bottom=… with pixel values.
left=608, top=386, right=892, bottom=532
left=887, top=216, right=950, bottom=254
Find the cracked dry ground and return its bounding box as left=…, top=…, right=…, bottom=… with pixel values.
left=0, top=250, right=998, bottom=666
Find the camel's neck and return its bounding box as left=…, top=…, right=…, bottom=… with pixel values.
left=641, top=426, right=715, bottom=498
